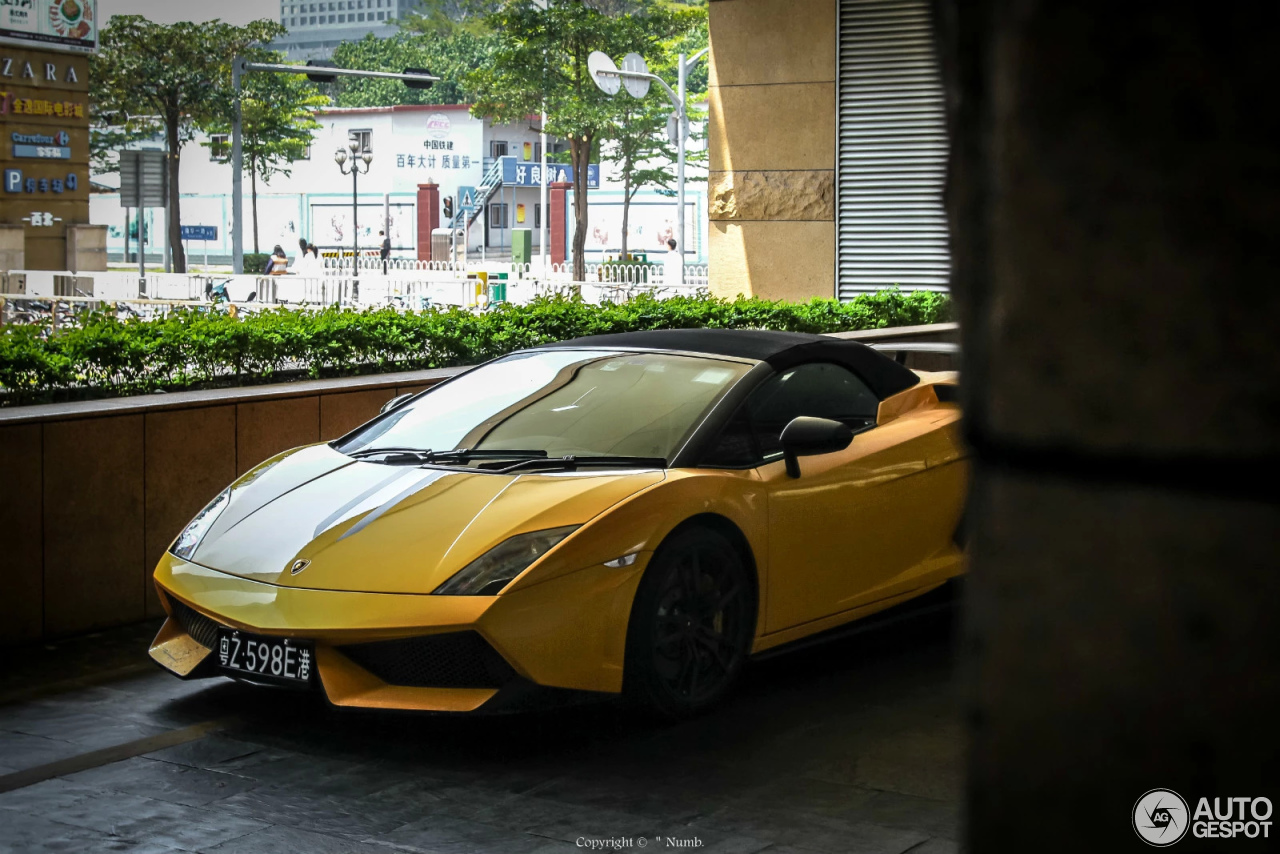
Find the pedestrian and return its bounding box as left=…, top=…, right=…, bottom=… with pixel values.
left=294, top=242, right=321, bottom=276
left=379, top=230, right=391, bottom=275
left=268, top=245, right=289, bottom=276
left=663, top=237, right=683, bottom=287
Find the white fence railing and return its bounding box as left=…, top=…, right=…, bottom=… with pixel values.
left=2, top=261, right=942, bottom=327
left=3, top=262, right=710, bottom=311
left=322, top=258, right=711, bottom=289
left=0, top=264, right=716, bottom=328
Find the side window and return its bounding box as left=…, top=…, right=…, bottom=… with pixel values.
left=701, top=362, right=879, bottom=467
left=700, top=408, right=758, bottom=468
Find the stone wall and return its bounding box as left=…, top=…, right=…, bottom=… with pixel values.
left=707, top=0, right=836, bottom=301
left=0, top=368, right=461, bottom=645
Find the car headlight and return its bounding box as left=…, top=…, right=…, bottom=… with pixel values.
left=433, top=525, right=580, bottom=596
left=169, top=489, right=231, bottom=561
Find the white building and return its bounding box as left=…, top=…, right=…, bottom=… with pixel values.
left=273, top=0, right=417, bottom=60
left=90, top=104, right=707, bottom=266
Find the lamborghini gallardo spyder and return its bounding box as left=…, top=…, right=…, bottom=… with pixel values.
left=150, top=329, right=967, bottom=717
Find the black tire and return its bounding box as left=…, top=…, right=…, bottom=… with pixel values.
left=623, top=525, right=756, bottom=719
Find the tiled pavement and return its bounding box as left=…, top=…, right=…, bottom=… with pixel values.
left=0, top=611, right=963, bottom=854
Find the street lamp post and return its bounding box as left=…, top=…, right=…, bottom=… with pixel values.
left=335, top=140, right=372, bottom=302
left=587, top=48, right=708, bottom=281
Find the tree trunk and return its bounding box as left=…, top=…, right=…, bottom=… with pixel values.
left=250, top=157, right=260, bottom=255
left=571, top=135, right=591, bottom=282
left=165, top=117, right=187, bottom=273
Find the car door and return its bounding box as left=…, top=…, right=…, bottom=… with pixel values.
left=701, top=362, right=945, bottom=634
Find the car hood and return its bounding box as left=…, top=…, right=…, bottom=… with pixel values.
left=191, top=444, right=664, bottom=594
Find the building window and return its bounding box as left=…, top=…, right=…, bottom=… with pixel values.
left=357, top=12, right=364, bottom=20
left=298, top=143, right=311, bottom=160
left=338, top=13, right=344, bottom=21
left=349, top=129, right=372, bottom=153
left=534, top=203, right=541, bottom=229
left=378, top=11, right=385, bottom=19
left=328, top=14, right=335, bottom=21
left=490, top=140, right=508, bottom=158
left=489, top=204, right=508, bottom=229
left=209, top=134, right=229, bottom=161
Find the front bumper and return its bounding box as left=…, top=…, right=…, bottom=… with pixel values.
left=150, top=552, right=648, bottom=712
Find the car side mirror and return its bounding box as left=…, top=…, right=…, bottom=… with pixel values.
left=780, top=416, right=854, bottom=478
left=380, top=393, right=414, bottom=414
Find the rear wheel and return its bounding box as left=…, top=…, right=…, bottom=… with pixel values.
left=624, top=526, right=755, bottom=719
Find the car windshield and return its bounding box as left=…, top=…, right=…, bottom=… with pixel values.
left=335, top=349, right=752, bottom=464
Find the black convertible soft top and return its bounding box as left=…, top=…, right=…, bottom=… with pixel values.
left=539, top=328, right=920, bottom=399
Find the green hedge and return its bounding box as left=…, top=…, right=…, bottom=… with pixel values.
left=0, top=290, right=950, bottom=406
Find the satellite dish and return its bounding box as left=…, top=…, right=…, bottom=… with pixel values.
left=621, top=53, right=650, bottom=98
left=587, top=51, right=621, bottom=96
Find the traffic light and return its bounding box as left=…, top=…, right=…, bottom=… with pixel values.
left=443, top=196, right=454, bottom=220
left=305, top=59, right=338, bottom=84
left=403, top=67, right=434, bottom=90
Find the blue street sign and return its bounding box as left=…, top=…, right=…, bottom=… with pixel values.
left=180, top=225, right=218, bottom=241
left=457, top=186, right=477, bottom=212
left=501, top=157, right=599, bottom=189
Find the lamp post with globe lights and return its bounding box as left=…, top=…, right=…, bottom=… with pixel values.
left=335, top=140, right=372, bottom=300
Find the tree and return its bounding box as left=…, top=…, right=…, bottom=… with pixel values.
left=332, top=31, right=494, bottom=107
left=204, top=68, right=329, bottom=254
left=398, top=0, right=502, bottom=36
left=91, top=16, right=284, bottom=273
left=469, top=0, right=677, bottom=281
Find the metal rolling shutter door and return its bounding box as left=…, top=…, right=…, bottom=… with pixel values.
left=837, top=0, right=950, bottom=298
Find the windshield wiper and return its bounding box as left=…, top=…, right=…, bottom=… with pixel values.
left=348, top=447, right=549, bottom=465
left=495, top=455, right=667, bottom=474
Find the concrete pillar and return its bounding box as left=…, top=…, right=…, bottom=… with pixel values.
left=934, top=1, right=1280, bottom=849
left=0, top=224, right=24, bottom=273
left=549, top=181, right=571, bottom=267
left=416, top=183, right=440, bottom=262
left=706, top=0, right=836, bottom=301
left=65, top=225, right=108, bottom=273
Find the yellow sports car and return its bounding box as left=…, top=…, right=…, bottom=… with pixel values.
left=150, top=329, right=967, bottom=718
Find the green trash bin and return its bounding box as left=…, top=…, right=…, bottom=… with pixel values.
left=490, top=272, right=508, bottom=303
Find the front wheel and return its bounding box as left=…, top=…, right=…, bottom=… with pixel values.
left=624, top=526, right=756, bottom=719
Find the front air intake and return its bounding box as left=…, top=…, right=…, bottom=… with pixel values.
left=338, top=631, right=516, bottom=689
left=170, top=599, right=222, bottom=650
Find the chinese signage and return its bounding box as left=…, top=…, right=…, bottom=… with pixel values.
left=180, top=225, right=218, bottom=241
left=502, top=157, right=599, bottom=189
left=11, top=127, right=68, bottom=157
left=1, top=42, right=90, bottom=269
left=0, top=90, right=83, bottom=117
left=4, top=165, right=74, bottom=192
left=1, top=0, right=97, bottom=54
left=396, top=151, right=473, bottom=171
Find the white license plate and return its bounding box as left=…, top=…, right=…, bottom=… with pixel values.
left=216, top=629, right=314, bottom=686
